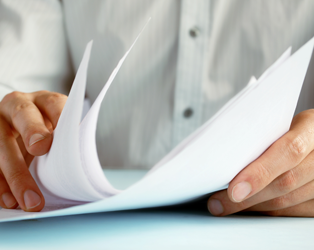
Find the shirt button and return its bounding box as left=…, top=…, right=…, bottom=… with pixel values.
left=189, top=27, right=200, bottom=38
left=183, top=108, right=193, bottom=118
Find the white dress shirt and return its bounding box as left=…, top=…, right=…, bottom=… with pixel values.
left=1, top=0, right=314, bottom=169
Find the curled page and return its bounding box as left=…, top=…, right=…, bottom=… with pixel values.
left=78, top=19, right=151, bottom=197
left=33, top=19, right=151, bottom=202
left=35, top=42, right=104, bottom=201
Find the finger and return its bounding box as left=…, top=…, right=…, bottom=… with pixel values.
left=245, top=179, right=314, bottom=212
left=208, top=151, right=314, bottom=216
left=1, top=91, right=52, bottom=156
left=16, top=135, right=27, bottom=158
left=34, top=91, right=67, bottom=129
left=259, top=199, right=314, bottom=217
left=43, top=115, right=53, bottom=133
left=0, top=117, right=45, bottom=212
left=0, top=171, right=18, bottom=209
left=16, top=136, right=34, bottom=167
left=227, top=110, right=314, bottom=203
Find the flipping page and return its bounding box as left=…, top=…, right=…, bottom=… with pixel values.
left=0, top=24, right=313, bottom=222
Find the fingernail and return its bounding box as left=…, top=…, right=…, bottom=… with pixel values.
left=232, top=181, right=252, bottom=202
left=2, top=192, right=17, bottom=208
left=208, top=199, right=224, bottom=216
left=24, top=190, right=41, bottom=209
left=29, top=134, right=45, bottom=147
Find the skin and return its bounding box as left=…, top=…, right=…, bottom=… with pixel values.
left=207, top=109, right=314, bottom=217
left=0, top=90, right=67, bottom=212
left=1, top=90, right=314, bottom=216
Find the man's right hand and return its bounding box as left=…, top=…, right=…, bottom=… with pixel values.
left=0, top=90, right=67, bottom=212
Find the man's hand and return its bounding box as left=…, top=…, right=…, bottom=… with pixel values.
left=0, top=90, right=67, bottom=212
left=208, top=109, right=314, bottom=217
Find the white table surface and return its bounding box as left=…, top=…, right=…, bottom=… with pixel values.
left=0, top=170, right=313, bottom=250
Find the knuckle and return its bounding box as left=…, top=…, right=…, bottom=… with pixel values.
left=5, top=91, right=23, bottom=100
left=284, top=135, right=307, bottom=162
left=11, top=102, right=33, bottom=120
left=269, top=196, right=288, bottom=210
left=7, top=170, right=28, bottom=189
left=251, top=161, right=273, bottom=185
left=44, top=92, right=67, bottom=106
left=1, top=91, right=23, bottom=107
left=276, top=170, right=297, bottom=194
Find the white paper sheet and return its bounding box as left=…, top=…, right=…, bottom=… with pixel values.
left=0, top=30, right=313, bottom=222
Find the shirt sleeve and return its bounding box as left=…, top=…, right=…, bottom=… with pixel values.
left=0, top=0, right=74, bottom=101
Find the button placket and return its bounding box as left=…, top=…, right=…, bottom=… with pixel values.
left=172, top=0, right=210, bottom=147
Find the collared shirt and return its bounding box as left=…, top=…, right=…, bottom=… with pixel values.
left=1, top=0, right=314, bottom=169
